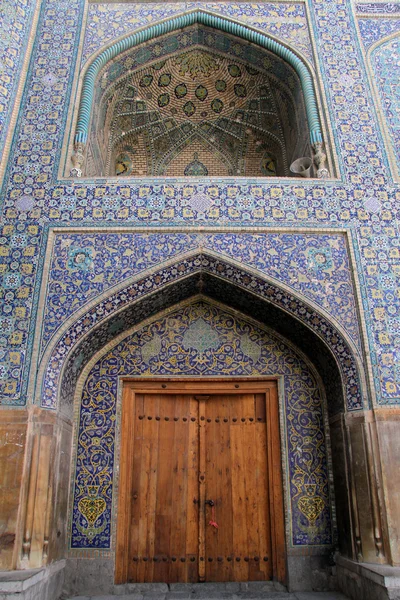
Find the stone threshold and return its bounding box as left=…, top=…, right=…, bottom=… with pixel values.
left=66, top=582, right=349, bottom=600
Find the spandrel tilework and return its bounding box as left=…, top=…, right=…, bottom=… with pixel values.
left=82, top=3, right=314, bottom=66
left=357, top=17, right=400, bottom=50
left=71, top=301, right=332, bottom=549
left=40, top=255, right=363, bottom=413
left=370, top=36, right=400, bottom=178
left=0, top=0, right=399, bottom=412
left=41, top=232, right=361, bottom=355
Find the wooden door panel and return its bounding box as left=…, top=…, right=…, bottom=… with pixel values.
left=204, top=393, right=272, bottom=582
left=117, top=380, right=285, bottom=585
left=128, top=393, right=199, bottom=583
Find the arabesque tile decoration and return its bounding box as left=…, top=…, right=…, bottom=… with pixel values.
left=41, top=232, right=361, bottom=353
left=71, top=301, right=333, bottom=549
left=356, top=4, right=400, bottom=179
left=0, top=0, right=399, bottom=411
left=40, top=253, right=363, bottom=413
left=0, top=0, right=35, bottom=160
left=82, top=3, right=315, bottom=66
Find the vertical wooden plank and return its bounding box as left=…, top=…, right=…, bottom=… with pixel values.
left=205, top=396, right=218, bottom=581
left=136, top=394, right=152, bottom=582
left=198, top=396, right=207, bottom=582
left=186, top=395, right=200, bottom=582
left=146, top=394, right=160, bottom=582
left=241, top=405, right=259, bottom=581
left=255, top=395, right=272, bottom=580
left=153, top=393, right=174, bottom=582
left=116, top=385, right=136, bottom=583
left=266, top=385, right=286, bottom=584
left=216, top=394, right=233, bottom=582
left=204, top=394, right=234, bottom=582
left=130, top=392, right=144, bottom=582
left=172, top=395, right=189, bottom=582
left=231, top=396, right=249, bottom=582
left=255, top=393, right=266, bottom=423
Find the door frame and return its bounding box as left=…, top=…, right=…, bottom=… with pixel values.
left=115, top=378, right=286, bottom=584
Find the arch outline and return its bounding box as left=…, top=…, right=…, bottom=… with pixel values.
left=74, top=9, right=323, bottom=148
left=34, top=252, right=368, bottom=416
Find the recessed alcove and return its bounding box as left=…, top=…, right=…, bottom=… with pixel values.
left=70, top=16, right=332, bottom=179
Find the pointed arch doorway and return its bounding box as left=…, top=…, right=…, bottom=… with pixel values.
left=116, top=379, right=286, bottom=585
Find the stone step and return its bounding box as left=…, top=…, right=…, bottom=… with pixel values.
left=64, top=588, right=350, bottom=600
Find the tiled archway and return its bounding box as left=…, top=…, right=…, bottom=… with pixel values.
left=37, top=253, right=366, bottom=416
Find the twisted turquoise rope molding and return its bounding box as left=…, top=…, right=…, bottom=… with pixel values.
left=75, top=10, right=323, bottom=146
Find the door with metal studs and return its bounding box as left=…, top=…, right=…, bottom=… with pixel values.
left=116, top=381, right=286, bottom=584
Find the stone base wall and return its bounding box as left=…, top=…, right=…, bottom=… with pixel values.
left=61, top=555, right=337, bottom=597
left=62, top=558, right=115, bottom=598
left=286, top=554, right=336, bottom=592
left=336, top=556, right=400, bottom=600
left=0, top=560, right=65, bottom=600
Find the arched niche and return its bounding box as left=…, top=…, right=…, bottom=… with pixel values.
left=34, top=254, right=370, bottom=568
left=69, top=298, right=334, bottom=556
left=70, top=11, right=331, bottom=178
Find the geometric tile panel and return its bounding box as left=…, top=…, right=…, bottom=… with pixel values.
left=71, top=300, right=333, bottom=549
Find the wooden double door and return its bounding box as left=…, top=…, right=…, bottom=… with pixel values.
left=116, top=380, right=285, bottom=584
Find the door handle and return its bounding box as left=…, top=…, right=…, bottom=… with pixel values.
left=205, top=499, right=214, bottom=506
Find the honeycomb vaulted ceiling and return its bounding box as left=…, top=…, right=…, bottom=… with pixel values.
left=86, top=25, right=311, bottom=178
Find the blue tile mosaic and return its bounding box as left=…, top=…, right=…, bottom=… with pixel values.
left=82, top=3, right=314, bottom=66
left=0, top=0, right=35, bottom=159
left=71, top=300, right=333, bottom=549
left=0, top=0, right=399, bottom=413
left=40, top=254, right=363, bottom=413
left=370, top=36, right=400, bottom=174
left=41, top=232, right=361, bottom=355
left=357, top=17, right=400, bottom=50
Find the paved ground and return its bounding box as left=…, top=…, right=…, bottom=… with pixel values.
left=65, top=582, right=349, bottom=600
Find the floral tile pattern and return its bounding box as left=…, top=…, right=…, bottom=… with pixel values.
left=370, top=36, right=400, bottom=178
left=0, top=0, right=398, bottom=412
left=82, top=3, right=314, bottom=66
left=0, top=0, right=35, bottom=161
left=357, top=17, right=400, bottom=50
left=41, top=232, right=361, bottom=355
left=71, top=301, right=333, bottom=549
